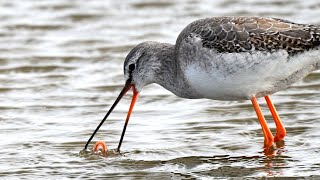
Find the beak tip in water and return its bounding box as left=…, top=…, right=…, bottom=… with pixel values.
left=83, top=82, right=133, bottom=150
left=83, top=81, right=139, bottom=152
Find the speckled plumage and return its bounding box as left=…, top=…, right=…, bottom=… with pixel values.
left=176, top=17, right=320, bottom=55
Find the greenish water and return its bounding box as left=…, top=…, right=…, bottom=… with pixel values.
left=0, top=0, right=319, bottom=179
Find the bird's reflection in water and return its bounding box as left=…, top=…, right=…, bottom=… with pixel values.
left=262, top=140, right=288, bottom=176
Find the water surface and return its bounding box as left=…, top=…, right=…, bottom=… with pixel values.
left=0, top=0, right=320, bottom=179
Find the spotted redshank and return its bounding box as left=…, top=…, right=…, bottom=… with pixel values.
left=83, top=17, right=320, bottom=152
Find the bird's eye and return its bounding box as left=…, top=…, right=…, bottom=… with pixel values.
left=129, top=64, right=135, bottom=71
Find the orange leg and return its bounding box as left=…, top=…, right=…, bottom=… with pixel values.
left=251, top=96, right=274, bottom=148
left=264, top=95, right=286, bottom=142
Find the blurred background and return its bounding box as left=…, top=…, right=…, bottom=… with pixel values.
left=0, top=0, right=319, bottom=179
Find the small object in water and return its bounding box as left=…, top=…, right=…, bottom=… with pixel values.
left=92, top=141, right=107, bottom=156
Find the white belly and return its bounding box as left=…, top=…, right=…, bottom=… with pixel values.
left=184, top=50, right=320, bottom=100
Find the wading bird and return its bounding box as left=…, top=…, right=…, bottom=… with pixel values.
left=84, top=17, right=320, bottom=153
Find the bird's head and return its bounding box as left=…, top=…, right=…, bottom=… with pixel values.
left=123, top=41, right=162, bottom=93
left=84, top=41, right=165, bottom=152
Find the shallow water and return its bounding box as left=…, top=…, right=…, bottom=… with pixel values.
left=0, top=0, right=320, bottom=179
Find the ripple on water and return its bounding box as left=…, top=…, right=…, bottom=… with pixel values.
left=0, top=0, right=320, bottom=179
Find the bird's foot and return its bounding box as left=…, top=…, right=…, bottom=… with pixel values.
left=263, top=137, right=276, bottom=155
left=263, top=144, right=276, bottom=156
left=274, top=130, right=286, bottom=142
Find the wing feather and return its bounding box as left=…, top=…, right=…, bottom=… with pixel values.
left=176, top=17, right=320, bottom=55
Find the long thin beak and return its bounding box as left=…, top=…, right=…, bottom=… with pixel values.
left=83, top=81, right=134, bottom=150
left=116, top=87, right=139, bottom=152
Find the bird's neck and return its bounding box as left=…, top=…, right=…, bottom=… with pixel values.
left=154, top=44, right=198, bottom=98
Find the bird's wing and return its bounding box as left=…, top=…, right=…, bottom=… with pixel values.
left=176, top=17, right=320, bottom=55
